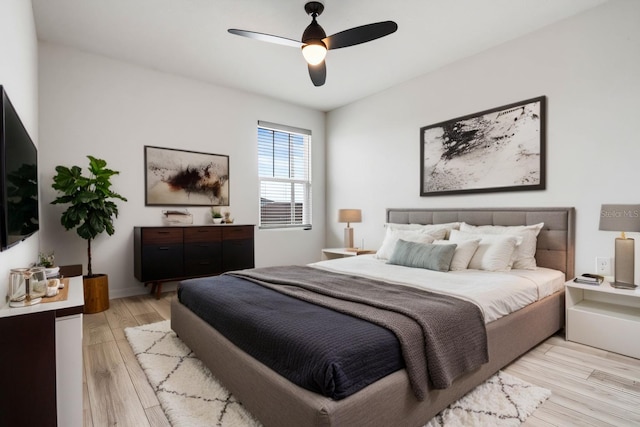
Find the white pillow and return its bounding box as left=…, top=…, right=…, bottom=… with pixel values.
left=422, top=222, right=461, bottom=239
left=375, top=229, right=438, bottom=260
left=459, top=222, right=544, bottom=270
left=385, top=222, right=461, bottom=239
left=434, top=238, right=480, bottom=271
left=449, top=230, right=520, bottom=272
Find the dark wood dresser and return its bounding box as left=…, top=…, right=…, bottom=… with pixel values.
left=134, top=224, right=255, bottom=297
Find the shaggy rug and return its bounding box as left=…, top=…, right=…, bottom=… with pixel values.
left=125, top=320, right=550, bottom=427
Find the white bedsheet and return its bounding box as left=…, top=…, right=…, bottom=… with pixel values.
left=309, top=255, right=565, bottom=323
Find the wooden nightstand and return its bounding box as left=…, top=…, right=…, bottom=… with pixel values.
left=565, top=279, right=640, bottom=358
left=321, top=248, right=376, bottom=260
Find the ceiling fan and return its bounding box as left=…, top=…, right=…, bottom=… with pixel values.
left=228, top=1, right=398, bottom=87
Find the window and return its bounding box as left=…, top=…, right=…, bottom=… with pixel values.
left=258, top=121, right=312, bottom=229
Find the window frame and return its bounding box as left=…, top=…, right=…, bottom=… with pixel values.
left=257, top=121, right=312, bottom=230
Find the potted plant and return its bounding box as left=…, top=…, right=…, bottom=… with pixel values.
left=51, top=156, right=127, bottom=313
left=211, top=207, right=223, bottom=224
left=37, top=250, right=60, bottom=278
left=38, top=250, right=55, bottom=268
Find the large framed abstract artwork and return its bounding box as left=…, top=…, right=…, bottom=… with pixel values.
left=420, top=96, right=546, bottom=196
left=144, top=146, right=229, bottom=206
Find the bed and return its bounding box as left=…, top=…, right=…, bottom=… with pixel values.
left=171, top=207, right=575, bottom=427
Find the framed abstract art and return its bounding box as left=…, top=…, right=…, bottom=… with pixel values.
left=144, top=146, right=229, bottom=206
left=420, top=96, right=546, bottom=196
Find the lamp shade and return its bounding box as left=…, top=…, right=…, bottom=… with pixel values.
left=599, top=205, right=640, bottom=232
left=338, top=209, right=362, bottom=224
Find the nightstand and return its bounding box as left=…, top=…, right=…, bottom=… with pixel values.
left=565, top=279, right=640, bottom=358
left=321, top=248, right=376, bottom=260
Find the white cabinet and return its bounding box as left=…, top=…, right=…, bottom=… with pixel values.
left=565, top=280, right=640, bottom=358
left=0, top=274, right=84, bottom=426
left=56, top=311, right=83, bottom=427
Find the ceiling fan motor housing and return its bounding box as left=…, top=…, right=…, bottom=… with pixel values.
left=303, top=2, right=327, bottom=45
left=304, top=2, right=324, bottom=17
left=302, top=20, right=326, bottom=44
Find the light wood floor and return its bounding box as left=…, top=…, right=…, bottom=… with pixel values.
left=83, top=292, right=640, bottom=426
left=83, top=291, right=174, bottom=427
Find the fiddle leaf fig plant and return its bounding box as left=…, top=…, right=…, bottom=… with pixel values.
left=51, top=156, right=127, bottom=277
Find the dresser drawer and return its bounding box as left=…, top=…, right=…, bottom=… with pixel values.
left=184, top=226, right=222, bottom=243
left=185, top=258, right=223, bottom=276
left=141, top=228, right=183, bottom=245
left=185, top=240, right=223, bottom=261
left=223, top=238, right=255, bottom=271
left=222, top=226, right=254, bottom=240
left=140, top=244, right=184, bottom=282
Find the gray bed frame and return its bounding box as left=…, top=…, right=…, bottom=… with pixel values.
left=171, top=207, right=575, bottom=427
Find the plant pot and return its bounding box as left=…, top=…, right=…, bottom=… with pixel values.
left=212, top=218, right=223, bottom=224
left=83, top=274, right=109, bottom=313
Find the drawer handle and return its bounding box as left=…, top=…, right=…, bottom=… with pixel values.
left=158, top=231, right=170, bottom=234
left=158, top=247, right=170, bottom=250
left=199, top=262, right=210, bottom=265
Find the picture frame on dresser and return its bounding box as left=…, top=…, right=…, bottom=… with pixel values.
left=420, top=96, right=546, bottom=196
left=144, top=145, right=229, bottom=206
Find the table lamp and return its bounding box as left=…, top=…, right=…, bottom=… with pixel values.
left=338, top=209, right=361, bottom=249
left=599, top=204, right=640, bottom=288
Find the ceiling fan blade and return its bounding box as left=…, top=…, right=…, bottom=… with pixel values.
left=308, top=61, right=326, bottom=87
left=228, top=29, right=303, bottom=48
left=324, top=21, right=398, bottom=50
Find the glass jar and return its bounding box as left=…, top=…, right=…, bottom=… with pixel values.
left=9, top=268, right=29, bottom=302
left=29, top=267, right=48, bottom=298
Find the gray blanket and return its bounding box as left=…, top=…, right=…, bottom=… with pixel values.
left=228, top=266, right=488, bottom=400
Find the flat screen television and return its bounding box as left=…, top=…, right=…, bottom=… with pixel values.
left=0, top=85, right=39, bottom=251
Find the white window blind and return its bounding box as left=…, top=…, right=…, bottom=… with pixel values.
left=258, top=121, right=312, bottom=229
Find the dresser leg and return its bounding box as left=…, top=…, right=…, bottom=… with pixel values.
left=145, top=282, right=163, bottom=299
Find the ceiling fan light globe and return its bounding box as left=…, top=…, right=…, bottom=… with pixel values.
left=302, top=43, right=327, bottom=65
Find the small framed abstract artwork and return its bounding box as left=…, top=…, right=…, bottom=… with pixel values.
left=144, top=146, right=229, bottom=206
left=420, top=96, right=546, bottom=196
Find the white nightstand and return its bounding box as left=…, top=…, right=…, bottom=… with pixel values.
left=565, top=279, right=640, bottom=358
left=321, top=248, right=376, bottom=260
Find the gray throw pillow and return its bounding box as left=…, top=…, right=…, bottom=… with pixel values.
left=388, top=239, right=456, bottom=272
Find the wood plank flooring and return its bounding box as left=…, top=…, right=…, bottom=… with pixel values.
left=83, top=292, right=173, bottom=427
left=84, top=292, right=640, bottom=426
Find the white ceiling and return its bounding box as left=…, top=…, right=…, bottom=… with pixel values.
left=32, top=0, right=607, bottom=112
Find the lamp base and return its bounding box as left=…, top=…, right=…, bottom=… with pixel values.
left=610, top=281, right=638, bottom=289
left=344, top=227, right=354, bottom=249
left=614, top=237, right=635, bottom=285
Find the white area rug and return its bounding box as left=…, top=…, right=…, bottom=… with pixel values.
left=125, top=320, right=550, bottom=427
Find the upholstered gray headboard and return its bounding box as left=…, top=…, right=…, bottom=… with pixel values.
left=386, top=207, right=575, bottom=279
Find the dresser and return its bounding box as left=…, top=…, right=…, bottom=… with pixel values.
left=134, top=225, right=255, bottom=296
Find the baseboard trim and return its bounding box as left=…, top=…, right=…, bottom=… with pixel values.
left=109, top=281, right=179, bottom=300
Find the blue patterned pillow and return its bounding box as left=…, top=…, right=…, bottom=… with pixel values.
left=387, top=239, right=456, bottom=272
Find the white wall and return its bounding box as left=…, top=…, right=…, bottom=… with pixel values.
left=326, top=0, right=640, bottom=280
left=38, top=44, right=325, bottom=298
left=0, top=0, right=39, bottom=302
